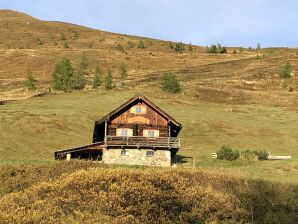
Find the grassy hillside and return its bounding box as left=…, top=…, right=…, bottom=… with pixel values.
left=1, top=89, right=297, bottom=183
left=1, top=10, right=297, bottom=109
left=0, top=162, right=297, bottom=224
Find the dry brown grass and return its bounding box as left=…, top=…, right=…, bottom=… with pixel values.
left=1, top=10, right=298, bottom=108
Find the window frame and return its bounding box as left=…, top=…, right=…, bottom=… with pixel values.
left=121, top=149, right=129, bottom=156
left=143, top=129, right=159, bottom=138
left=146, top=151, right=154, bottom=157
left=116, top=128, right=133, bottom=137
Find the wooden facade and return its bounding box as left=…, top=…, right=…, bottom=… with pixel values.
left=55, top=94, right=182, bottom=167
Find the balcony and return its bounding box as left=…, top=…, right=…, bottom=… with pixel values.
left=105, top=136, right=180, bottom=149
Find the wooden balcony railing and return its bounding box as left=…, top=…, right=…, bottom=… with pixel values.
left=105, top=136, right=180, bottom=149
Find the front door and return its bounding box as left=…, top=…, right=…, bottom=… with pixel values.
left=133, top=124, right=139, bottom=136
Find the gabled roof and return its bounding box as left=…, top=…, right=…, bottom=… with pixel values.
left=95, top=94, right=182, bottom=128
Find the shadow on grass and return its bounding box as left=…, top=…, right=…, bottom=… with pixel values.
left=176, top=155, right=192, bottom=164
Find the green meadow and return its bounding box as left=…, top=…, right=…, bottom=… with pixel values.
left=1, top=88, right=297, bottom=183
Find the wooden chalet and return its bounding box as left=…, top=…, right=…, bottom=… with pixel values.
left=54, top=94, right=182, bottom=167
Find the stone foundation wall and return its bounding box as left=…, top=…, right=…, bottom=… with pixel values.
left=102, top=148, right=172, bottom=167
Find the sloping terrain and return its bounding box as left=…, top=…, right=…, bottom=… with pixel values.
left=1, top=10, right=297, bottom=107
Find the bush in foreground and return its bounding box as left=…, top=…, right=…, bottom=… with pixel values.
left=0, top=163, right=297, bottom=224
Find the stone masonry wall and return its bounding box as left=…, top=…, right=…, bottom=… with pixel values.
left=102, top=148, right=172, bottom=167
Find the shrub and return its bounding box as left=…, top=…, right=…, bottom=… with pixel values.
left=161, top=73, right=181, bottom=93
left=64, top=42, right=69, bottom=48
left=60, top=33, right=66, bottom=41
left=241, top=149, right=258, bottom=160
left=137, top=40, right=145, bottom=49
left=26, top=70, right=37, bottom=90
left=217, top=145, right=240, bottom=161
left=188, top=43, right=193, bottom=51
left=115, top=43, right=124, bottom=52
left=127, top=41, right=134, bottom=48
left=281, top=61, right=292, bottom=78
left=219, top=46, right=227, bottom=53
left=255, top=150, right=269, bottom=160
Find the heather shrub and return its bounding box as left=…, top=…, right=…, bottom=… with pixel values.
left=0, top=164, right=297, bottom=223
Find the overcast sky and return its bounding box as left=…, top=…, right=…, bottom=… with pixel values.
left=1, top=0, right=297, bottom=47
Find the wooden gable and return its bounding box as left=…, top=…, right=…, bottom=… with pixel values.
left=93, top=94, right=182, bottom=142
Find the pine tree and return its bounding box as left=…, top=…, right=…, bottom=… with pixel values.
left=209, top=44, right=217, bottom=53
left=26, top=70, right=37, bottom=90
left=175, top=42, right=184, bottom=53
left=119, top=63, right=127, bottom=80
left=281, top=61, right=292, bottom=78
left=217, top=43, right=222, bottom=53
left=93, top=66, right=102, bottom=88
left=73, top=54, right=88, bottom=90
left=257, top=43, right=261, bottom=50
left=105, top=70, right=113, bottom=90
left=51, top=57, right=74, bottom=91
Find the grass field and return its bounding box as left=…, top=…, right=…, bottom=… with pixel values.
left=1, top=88, right=297, bottom=183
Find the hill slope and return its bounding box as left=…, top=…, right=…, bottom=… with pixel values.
left=0, top=10, right=297, bottom=107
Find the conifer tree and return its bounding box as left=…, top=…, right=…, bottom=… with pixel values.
left=51, top=57, right=74, bottom=91
left=93, top=66, right=102, bottom=88
left=26, top=70, right=37, bottom=90
left=105, top=70, right=113, bottom=90
left=119, top=63, right=127, bottom=80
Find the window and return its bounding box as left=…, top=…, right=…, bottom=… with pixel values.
left=121, top=129, right=128, bottom=136
left=121, top=150, right=129, bottom=156
left=135, top=106, right=142, bottom=113
left=148, top=130, right=155, bottom=137
left=116, top=128, right=133, bottom=136
left=143, top=129, right=159, bottom=137
left=146, top=151, right=154, bottom=157
left=130, top=105, right=146, bottom=114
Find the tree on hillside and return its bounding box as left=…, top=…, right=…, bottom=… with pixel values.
left=161, top=72, right=181, bottom=93
left=26, top=70, right=37, bottom=90
left=188, top=43, right=193, bottom=51
left=219, top=46, right=227, bottom=53
left=217, top=43, right=222, bottom=53
left=175, top=42, right=184, bottom=54
left=105, top=70, right=113, bottom=90
left=119, top=63, right=127, bottom=80
left=281, top=61, right=292, bottom=78
left=51, top=57, right=74, bottom=91
left=257, top=43, right=261, bottom=50
left=93, top=66, right=102, bottom=88
left=60, top=33, right=66, bottom=41
left=73, top=54, right=88, bottom=90
left=209, top=44, right=217, bottom=53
